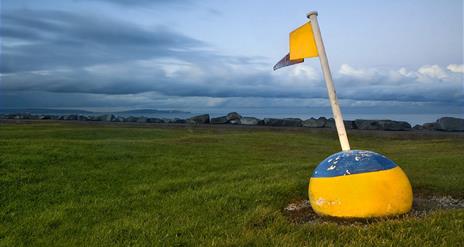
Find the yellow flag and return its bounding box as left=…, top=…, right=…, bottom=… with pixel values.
left=289, top=23, right=318, bottom=60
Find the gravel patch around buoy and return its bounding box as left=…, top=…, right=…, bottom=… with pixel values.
left=284, top=194, right=464, bottom=225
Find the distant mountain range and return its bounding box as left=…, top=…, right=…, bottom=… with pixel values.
left=0, top=108, right=190, bottom=115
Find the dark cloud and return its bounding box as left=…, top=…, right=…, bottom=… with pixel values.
left=0, top=8, right=462, bottom=111
left=0, top=9, right=203, bottom=73
left=77, top=0, right=191, bottom=7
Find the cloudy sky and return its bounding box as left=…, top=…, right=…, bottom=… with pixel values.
left=0, top=0, right=463, bottom=115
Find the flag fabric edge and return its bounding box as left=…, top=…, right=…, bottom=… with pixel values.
left=273, top=54, right=304, bottom=71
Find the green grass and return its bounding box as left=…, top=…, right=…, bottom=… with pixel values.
left=1, top=122, right=463, bottom=246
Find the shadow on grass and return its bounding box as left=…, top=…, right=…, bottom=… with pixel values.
left=284, top=193, right=464, bottom=225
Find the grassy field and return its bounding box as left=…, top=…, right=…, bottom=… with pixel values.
left=1, top=122, right=463, bottom=246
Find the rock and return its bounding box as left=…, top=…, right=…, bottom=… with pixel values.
left=137, top=117, right=148, bottom=123
left=226, top=112, right=241, bottom=121
left=229, top=119, right=241, bottom=125
left=39, top=115, right=52, bottom=120
left=77, top=115, right=88, bottom=121
left=113, top=116, right=125, bottom=122
left=355, top=119, right=411, bottom=131
left=172, top=118, right=186, bottom=124
left=344, top=120, right=356, bottom=129
left=379, top=120, right=411, bottom=131
left=148, top=118, right=164, bottom=123
left=2, top=114, right=15, bottom=119
left=17, top=114, right=33, bottom=119
left=435, top=117, right=464, bottom=131
left=63, top=115, right=78, bottom=121
left=263, top=118, right=302, bottom=127
left=125, top=116, right=138, bottom=122
left=211, top=113, right=242, bottom=124
left=86, top=115, right=98, bottom=121
left=303, top=117, right=327, bottom=128
left=187, top=114, right=210, bottom=124
left=413, top=124, right=424, bottom=130
left=163, top=118, right=186, bottom=124
left=240, top=117, right=260, bottom=125
left=422, top=122, right=437, bottom=130
left=210, top=116, right=228, bottom=124
left=325, top=118, right=336, bottom=128
left=97, top=114, right=115, bottom=122
left=354, top=120, right=379, bottom=130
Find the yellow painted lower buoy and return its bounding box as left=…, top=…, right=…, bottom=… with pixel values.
left=309, top=150, right=413, bottom=218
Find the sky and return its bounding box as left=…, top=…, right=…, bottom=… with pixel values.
left=0, top=0, right=463, bottom=115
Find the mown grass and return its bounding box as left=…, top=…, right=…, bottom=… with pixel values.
left=1, top=122, right=463, bottom=246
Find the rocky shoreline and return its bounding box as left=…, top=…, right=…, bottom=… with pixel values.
left=1, top=112, right=463, bottom=132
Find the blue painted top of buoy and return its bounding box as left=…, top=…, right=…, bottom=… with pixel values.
left=312, top=150, right=397, bottom=178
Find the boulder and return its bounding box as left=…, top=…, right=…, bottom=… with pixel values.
left=325, top=118, right=336, bottom=128
left=163, top=118, right=186, bottom=124
left=354, top=120, right=379, bottom=130
left=263, top=118, right=302, bottom=127
left=113, top=116, right=125, bottom=122
left=422, top=122, right=436, bottom=130
left=344, top=120, right=356, bottom=129
left=13, top=114, right=23, bottom=119
left=303, top=117, right=327, bottom=128
left=86, top=115, right=99, bottom=121
left=98, top=114, right=115, bottom=122
left=148, top=118, right=164, bottom=123
left=39, top=115, right=52, bottom=120
left=240, top=117, right=260, bottom=125
left=172, top=118, right=187, bottom=124
left=379, top=120, right=411, bottom=131
left=137, top=117, right=148, bottom=123
left=210, top=116, right=228, bottom=124
left=187, top=114, right=210, bottom=124
left=435, top=117, right=464, bottom=131
left=77, top=115, right=88, bottom=121
left=355, top=119, right=411, bottom=131
left=229, top=119, right=241, bottom=125
left=125, top=116, right=138, bottom=122
left=63, top=115, right=78, bottom=121
left=226, top=112, right=241, bottom=121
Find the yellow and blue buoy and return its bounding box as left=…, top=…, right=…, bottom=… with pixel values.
left=309, top=150, right=413, bottom=218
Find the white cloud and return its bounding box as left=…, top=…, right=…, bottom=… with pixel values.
left=417, top=65, right=448, bottom=80
left=447, top=64, right=464, bottom=73
left=339, top=64, right=376, bottom=81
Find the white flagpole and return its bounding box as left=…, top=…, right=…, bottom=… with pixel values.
left=307, top=11, right=351, bottom=151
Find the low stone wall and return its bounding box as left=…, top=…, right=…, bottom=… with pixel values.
left=1, top=112, right=463, bottom=132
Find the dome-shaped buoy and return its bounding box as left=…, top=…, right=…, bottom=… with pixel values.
left=309, top=150, right=413, bottom=218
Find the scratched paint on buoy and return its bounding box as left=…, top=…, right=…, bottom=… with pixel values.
left=309, top=150, right=413, bottom=218
left=313, top=150, right=397, bottom=178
